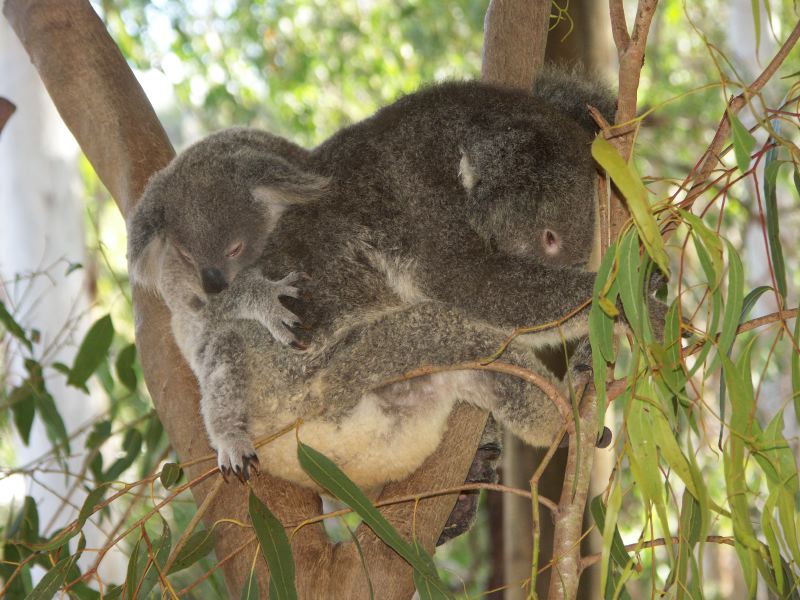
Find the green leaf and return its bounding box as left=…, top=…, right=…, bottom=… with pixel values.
left=167, top=529, right=216, bottom=574
left=103, top=428, right=143, bottom=481
left=0, top=299, right=32, bottom=352
left=160, top=462, right=183, bottom=489
left=793, top=315, right=800, bottom=425
left=412, top=541, right=449, bottom=600
left=248, top=490, right=297, bottom=600
left=729, top=111, right=756, bottom=174
left=240, top=566, right=260, bottom=600
left=9, top=384, right=35, bottom=445
left=297, top=442, right=451, bottom=597
left=763, top=157, right=787, bottom=300
left=590, top=494, right=630, bottom=571
left=589, top=242, right=619, bottom=426
left=34, top=390, right=70, bottom=455
left=115, top=343, right=138, bottom=391
left=709, top=241, right=744, bottom=373
left=67, top=314, right=114, bottom=389
left=124, top=537, right=143, bottom=600
left=78, top=484, right=109, bottom=527
left=137, top=518, right=171, bottom=599
left=86, top=420, right=112, bottom=450
left=751, top=0, right=761, bottom=55
left=617, top=230, right=645, bottom=342
left=592, top=136, right=669, bottom=275
left=23, top=554, right=77, bottom=600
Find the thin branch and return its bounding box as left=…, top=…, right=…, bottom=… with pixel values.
left=680, top=19, right=800, bottom=208
left=580, top=535, right=735, bottom=570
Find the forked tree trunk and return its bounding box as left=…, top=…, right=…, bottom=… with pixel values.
left=3, top=0, right=555, bottom=597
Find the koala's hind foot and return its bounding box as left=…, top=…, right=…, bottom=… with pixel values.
left=231, top=270, right=311, bottom=347
left=216, top=433, right=260, bottom=483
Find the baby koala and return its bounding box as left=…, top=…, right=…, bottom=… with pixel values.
left=128, top=128, right=326, bottom=348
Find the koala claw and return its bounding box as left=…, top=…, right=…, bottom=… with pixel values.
left=253, top=271, right=312, bottom=346
left=217, top=435, right=259, bottom=483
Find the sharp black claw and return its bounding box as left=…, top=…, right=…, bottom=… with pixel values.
left=290, top=340, right=309, bottom=351
left=573, top=363, right=592, bottom=374
left=220, top=466, right=230, bottom=484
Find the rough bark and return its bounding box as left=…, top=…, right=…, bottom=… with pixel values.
left=3, top=0, right=548, bottom=597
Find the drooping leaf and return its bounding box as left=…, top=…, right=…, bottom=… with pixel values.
left=67, top=314, right=114, bottom=390
left=729, top=111, right=756, bottom=174
left=168, top=529, right=216, bottom=574
left=589, top=242, right=619, bottom=426
left=136, top=518, right=172, bottom=599
left=240, top=565, right=260, bottom=600
left=297, top=442, right=451, bottom=597
left=592, top=136, right=670, bottom=275
left=103, top=428, right=143, bottom=481
left=23, top=554, right=77, bottom=600
left=248, top=490, right=297, bottom=600
left=412, top=541, right=449, bottom=600
left=9, top=384, right=35, bottom=445
left=617, top=229, right=644, bottom=342
left=115, top=343, right=138, bottom=391
left=763, top=156, right=787, bottom=300
left=0, top=299, right=32, bottom=352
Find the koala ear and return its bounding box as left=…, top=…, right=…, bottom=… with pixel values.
left=458, top=147, right=479, bottom=192
left=251, top=166, right=329, bottom=227
left=127, top=182, right=167, bottom=290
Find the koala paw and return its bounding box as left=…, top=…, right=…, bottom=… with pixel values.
left=254, top=272, right=311, bottom=347
left=216, top=435, right=260, bottom=483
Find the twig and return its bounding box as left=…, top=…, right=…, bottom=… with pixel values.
left=678, top=19, right=800, bottom=209
left=580, top=535, right=735, bottom=570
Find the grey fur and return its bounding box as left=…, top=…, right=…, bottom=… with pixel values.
left=130, top=72, right=629, bottom=483
left=128, top=128, right=326, bottom=346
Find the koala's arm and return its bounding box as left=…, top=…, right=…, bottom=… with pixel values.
left=194, top=325, right=260, bottom=482
left=218, top=267, right=308, bottom=348
left=416, top=248, right=597, bottom=343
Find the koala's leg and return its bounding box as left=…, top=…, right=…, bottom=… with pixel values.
left=197, top=327, right=259, bottom=482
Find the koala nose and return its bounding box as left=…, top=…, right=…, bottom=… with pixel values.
left=201, top=267, right=228, bottom=294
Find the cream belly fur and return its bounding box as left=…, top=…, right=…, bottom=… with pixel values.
left=249, top=371, right=492, bottom=491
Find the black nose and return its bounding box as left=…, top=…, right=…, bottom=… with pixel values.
left=201, top=268, right=228, bottom=294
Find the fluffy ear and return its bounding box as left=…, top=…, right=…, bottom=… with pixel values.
left=251, top=165, right=329, bottom=229
left=458, top=147, right=479, bottom=192
left=127, top=182, right=167, bottom=290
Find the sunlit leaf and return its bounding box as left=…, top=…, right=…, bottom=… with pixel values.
left=617, top=229, right=644, bottom=342
left=592, top=136, right=669, bottom=275
left=248, top=490, right=297, bottom=600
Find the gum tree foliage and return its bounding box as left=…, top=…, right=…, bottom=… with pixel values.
left=1, top=1, right=800, bottom=598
